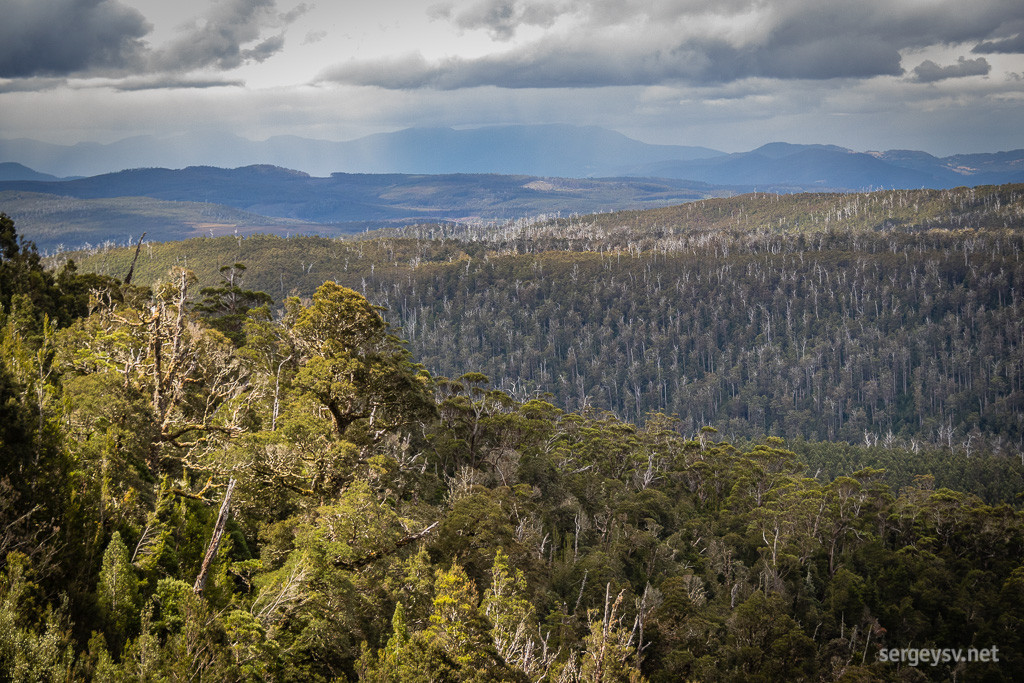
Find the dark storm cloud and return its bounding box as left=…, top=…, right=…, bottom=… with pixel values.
left=0, top=0, right=305, bottom=83
left=0, top=0, right=150, bottom=78
left=148, top=0, right=301, bottom=72
left=911, top=57, right=991, bottom=83
left=704, top=34, right=905, bottom=82
left=974, top=34, right=1024, bottom=54
left=318, top=48, right=706, bottom=90
left=319, top=36, right=903, bottom=90
left=323, top=0, right=1024, bottom=89
left=971, top=17, right=1024, bottom=53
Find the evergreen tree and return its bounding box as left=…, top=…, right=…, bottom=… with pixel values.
left=96, top=532, right=140, bottom=649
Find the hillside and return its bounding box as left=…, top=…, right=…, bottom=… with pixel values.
left=69, top=185, right=1024, bottom=454
left=0, top=190, right=334, bottom=252
left=3, top=208, right=1023, bottom=681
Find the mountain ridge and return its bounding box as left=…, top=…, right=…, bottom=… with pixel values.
left=0, top=125, right=722, bottom=179
left=3, top=125, right=1022, bottom=190
left=0, top=169, right=726, bottom=251
left=0, top=161, right=65, bottom=182
left=625, top=143, right=1024, bottom=189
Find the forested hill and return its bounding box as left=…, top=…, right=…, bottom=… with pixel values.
left=0, top=167, right=724, bottom=252
left=3, top=210, right=1024, bottom=681
left=70, top=184, right=1024, bottom=456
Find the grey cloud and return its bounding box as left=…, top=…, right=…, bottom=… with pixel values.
left=0, top=77, right=69, bottom=93
left=768, top=1, right=1006, bottom=51
left=912, top=57, right=991, bottom=83
left=441, top=0, right=571, bottom=40
left=974, top=34, right=1024, bottom=54
left=317, top=50, right=673, bottom=90
left=437, top=0, right=1021, bottom=48
left=149, top=0, right=293, bottom=72
left=280, top=2, right=312, bottom=24
left=112, top=76, right=246, bottom=92
left=0, top=0, right=150, bottom=78
left=318, top=54, right=452, bottom=90
left=318, top=33, right=904, bottom=90
left=722, top=35, right=904, bottom=81
left=0, top=0, right=303, bottom=84
left=242, top=35, right=287, bottom=63
left=325, top=0, right=1023, bottom=89
left=972, top=17, right=1024, bottom=53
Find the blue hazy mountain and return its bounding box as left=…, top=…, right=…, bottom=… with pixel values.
left=331, top=125, right=722, bottom=176
left=0, top=125, right=722, bottom=179
left=0, top=162, right=63, bottom=181
left=625, top=144, right=1024, bottom=189
left=2, top=126, right=1022, bottom=192
left=871, top=149, right=1024, bottom=187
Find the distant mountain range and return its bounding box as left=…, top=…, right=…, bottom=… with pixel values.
left=2, top=125, right=1022, bottom=190
left=633, top=142, right=1024, bottom=190
left=0, top=169, right=724, bottom=251
left=3, top=125, right=1024, bottom=252
left=0, top=125, right=719, bottom=180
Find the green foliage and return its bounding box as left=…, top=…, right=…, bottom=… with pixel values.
left=578, top=587, right=645, bottom=683
left=95, top=532, right=140, bottom=648
left=194, top=263, right=273, bottom=346
left=67, top=187, right=1024, bottom=459
left=1, top=212, right=111, bottom=331
left=291, top=281, right=435, bottom=441
left=0, top=554, right=77, bottom=682
left=2, top=209, right=1024, bottom=681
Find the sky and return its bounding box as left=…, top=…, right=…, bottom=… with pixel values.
left=1, top=0, right=1023, bottom=156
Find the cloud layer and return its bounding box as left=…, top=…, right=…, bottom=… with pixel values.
left=0, top=0, right=1022, bottom=157
left=0, top=0, right=304, bottom=83
left=321, top=0, right=1024, bottom=89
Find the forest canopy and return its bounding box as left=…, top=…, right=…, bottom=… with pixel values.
left=72, top=186, right=1024, bottom=452
left=3, top=188, right=1024, bottom=682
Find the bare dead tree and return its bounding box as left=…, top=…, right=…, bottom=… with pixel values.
left=193, top=478, right=236, bottom=595
left=123, top=232, right=147, bottom=286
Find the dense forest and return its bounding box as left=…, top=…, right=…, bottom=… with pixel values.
left=72, top=185, right=1024, bottom=453
left=2, top=193, right=1023, bottom=681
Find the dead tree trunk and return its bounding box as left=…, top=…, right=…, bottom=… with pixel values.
left=193, top=478, right=236, bottom=595
left=123, top=232, right=146, bottom=286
